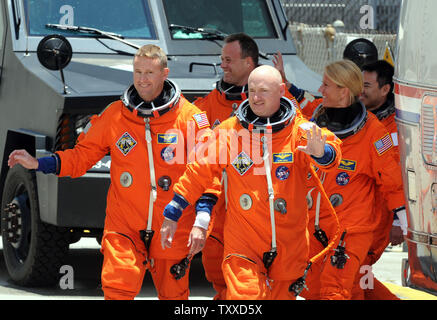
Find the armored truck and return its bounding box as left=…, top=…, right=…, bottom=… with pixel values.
left=0, top=0, right=321, bottom=286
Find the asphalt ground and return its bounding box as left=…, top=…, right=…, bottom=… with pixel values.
left=0, top=238, right=435, bottom=300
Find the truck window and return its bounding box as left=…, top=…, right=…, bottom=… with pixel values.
left=23, top=0, right=156, bottom=39
left=163, top=0, right=277, bottom=39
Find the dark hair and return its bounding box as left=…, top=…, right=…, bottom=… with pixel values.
left=224, top=33, right=259, bottom=67
left=362, top=60, right=394, bottom=91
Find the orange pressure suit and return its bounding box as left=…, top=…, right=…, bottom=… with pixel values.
left=300, top=102, right=405, bottom=300
left=56, top=80, right=210, bottom=300
left=193, top=83, right=248, bottom=300
left=351, top=94, right=402, bottom=300
left=173, top=97, right=342, bottom=300
left=193, top=82, right=301, bottom=299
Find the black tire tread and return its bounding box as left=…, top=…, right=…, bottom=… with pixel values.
left=2, top=165, right=70, bottom=287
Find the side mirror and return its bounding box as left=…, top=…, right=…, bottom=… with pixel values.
left=37, top=34, right=72, bottom=93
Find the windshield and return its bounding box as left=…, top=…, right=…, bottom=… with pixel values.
left=24, top=0, right=156, bottom=39
left=163, top=0, right=277, bottom=39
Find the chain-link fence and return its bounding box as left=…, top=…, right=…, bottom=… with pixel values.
left=289, top=25, right=396, bottom=74
left=281, top=0, right=401, bottom=33
left=281, top=0, right=399, bottom=74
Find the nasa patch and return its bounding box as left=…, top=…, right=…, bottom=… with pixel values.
left=336, top=172, right=350, bottom=186
left=275, top=166, right=290, bottom=180
left=116, top=132, right=137, bottom=156
left=161, top=146, right=175, bottom=162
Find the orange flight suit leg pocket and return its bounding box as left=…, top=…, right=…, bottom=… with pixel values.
left=100, top=232, right=146, bottom=300
left=222, top=254, right=268, bottom=300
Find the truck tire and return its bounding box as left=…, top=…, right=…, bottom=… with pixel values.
left=1, top=165, right=70, bottom=286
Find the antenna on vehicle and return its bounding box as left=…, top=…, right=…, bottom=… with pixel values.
left=36, top=34, right=73, bottom=94
left=25, top=1, right=30, bottom=56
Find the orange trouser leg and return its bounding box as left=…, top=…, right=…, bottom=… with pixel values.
left=350, top=259, right=370, bottom=300
left=350, top=255, right=399, bottom=300
left=222, top=254, right=297, bottom=300
left=319, top=232, right=373, bottom=300
left=299, top=234, right=330, bottom=300
left=101, top=232, right=146, bottom=300
left=299, top=258, right=325, bottom=300
left=149, top=258, right=190, bottom=300
left=319, top=251, right=361, bottom=300
left=202, top=235, right=226, bottom=300
left=270, top=280, right=296, bottom=300
left=222, top=254, right=269, bottom=300
left=101, top=232, right=190, bottom=300
left=351, top=275, right=365, bottom=300
left=364, top=277, right=400, bottom=300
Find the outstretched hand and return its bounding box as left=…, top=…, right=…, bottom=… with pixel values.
left=297, top=123, right=327, bottom=158
left=8, top=149, right=38, bottom=169
left=272, top=51, right=288, bottom=85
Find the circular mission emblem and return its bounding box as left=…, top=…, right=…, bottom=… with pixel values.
left=161, top=146, right=175, bottom=162
left=336, top=172, right=350, bottom=186
left=275, top=166, right=290, bottom=181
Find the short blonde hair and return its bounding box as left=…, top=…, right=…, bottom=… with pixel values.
left=324, top=60, right=363, bottom=104
left=135, top=44, right=168, bottom=69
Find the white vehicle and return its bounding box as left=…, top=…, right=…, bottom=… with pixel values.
left=395, top=0, right=437, bottom=294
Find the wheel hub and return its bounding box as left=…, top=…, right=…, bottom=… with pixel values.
left=3, top=193, right=31, bottom=260
left=3, top=201, right=22, bottom=248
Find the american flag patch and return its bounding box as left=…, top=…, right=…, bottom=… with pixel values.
left=374, top=134, right=393, bottom=155
left=193, top=112, right=210, bottom=129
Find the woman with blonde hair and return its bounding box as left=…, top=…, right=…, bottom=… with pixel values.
left=321, top=59, right=363, bottom=105
left=274, top=57, right=405, bottom=300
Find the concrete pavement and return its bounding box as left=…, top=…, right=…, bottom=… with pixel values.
left=0, top=238, right=436, bottom=300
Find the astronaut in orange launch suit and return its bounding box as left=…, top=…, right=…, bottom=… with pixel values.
left=8, top=45, right=213, bottom=300
left=281, top=60, right=405, bottom=300
left=160, top=65, right=342, bottom=299
left=192, top=33, right=301, bottom=300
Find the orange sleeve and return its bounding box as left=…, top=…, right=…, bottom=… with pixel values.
left=370, top=124, right=406, bottom=211
left=193, top=93, right=212, bottom=116
left=285, top=89, right=322, bottom=120
left=193, top=95, right=207, bottom=107
left=174, top=126, right=224, bottom=205
left=56, top=108, right=111, bottom=178
left=300, top=97, right=323, bottom=119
